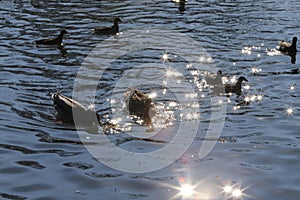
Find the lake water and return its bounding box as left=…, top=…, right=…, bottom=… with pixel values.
left=1, top=0, right=300, bottom=199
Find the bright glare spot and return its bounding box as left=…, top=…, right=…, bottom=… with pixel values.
left=242, top=46, right=252, bottom=55
left=266, top=48, right=281, bottom=56
left=87, top=103, right=95, bottom=110
left=179, top=184, right=194, bottom=198
left=186, top=64, right=192, bottom=68
left=166, top=68, right=182, bottom=78
left=86, top=136, right=90, bottom=140
left=257, top=53, right=261, bottom=57
left=111, top=117, right=122, bottom=124
left=233, top=106, right=240, bottom=111
left=223, top=185, right=233, bottom=193
left=110, top=99, right=116, bottom=104
left=185, top=93, right=197, bottom=98
left=244, top=96, right=250, bottom=102
left=230, top=76, right=237, bottom=83
left=251, top=67, right=262, bottom=73
left=244, top=85, right=251, bottom=90
left=199, top=55, right=213, bottom=63
left=257, top=94, right=263, bottom=101
left=222, top=77, right=229, bottom=83
left=169, top=102, right=177, bottom=107
left=148, top=92, right=157, bottom=99
left=250, top=95, right=256, bottom=102
left=287, top=108, right=294, bottom=115
left=232, top=189, right=243, bottom=198
left=162, top=53, right=169, bottom=61
left=290, top=85, right=296, bottom=91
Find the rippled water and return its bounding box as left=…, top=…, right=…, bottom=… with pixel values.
left=1, top=0, right=300, bottom=199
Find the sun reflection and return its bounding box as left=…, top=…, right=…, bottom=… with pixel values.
left=287, top=108, right=294, bottom=115
left=87, top=103, right=95, bottom=110
left=162, top=53, right=169, bottom=61
left=148, top=92, right=157, bottom=99
left=233, top=105, right=240, bottom=111
left=290, top=84, right=296, bottom=91
left=223, top=185, right=233, bottom=193
left=221, top=183, right=247, bottom=200
left=244, top=84, right=251, bottom=90
left=251, top=67, right=262, bottom=73
left=250, top=95, right=256, bottom=102
left=179, top=184, right=195, bottom=198
left=244, top=96, right=250, bottom=103
left=169, top=102, right=178, bottom=107
left=230, top=76, right=237, bottom=84
left=257, top=94, right=263, bottom=101
left=166, top=68, right=182, bottom=78
left=241, top=46, right=252, bottom=55
left=232, top=188, right=243, bottom=198
left=199, top=55, right=213, bottom=63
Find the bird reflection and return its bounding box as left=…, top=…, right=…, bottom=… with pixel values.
left=205, top=70, right=223, bottom=87
left=178, top=0, right=186, bottom=12
left=58, top=45, right=68, bottom=57
left=172, top=0, right=187, bottom=12
left=253, top=68, right=299, bottom=76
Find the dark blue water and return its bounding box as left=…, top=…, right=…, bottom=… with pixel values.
left=1, top=0, right=300, bottom=199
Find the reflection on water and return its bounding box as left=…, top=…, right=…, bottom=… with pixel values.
left=1, top=0, right=300, bottom=199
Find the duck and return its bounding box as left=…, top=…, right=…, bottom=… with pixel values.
left=93, top=17, right=122, bottom=35
left=278, top=36, right=297, bottom=55
left=124, top=89, right=155, bottom=126
left=52, top=92, right=100, bottom=126
left=35, top=30, right=68, bottom=46
left=224, top=76, right=248, bottom=96
left=205, top=70, right=223, bottom=86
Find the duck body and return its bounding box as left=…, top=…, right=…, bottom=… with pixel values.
left=125, top=89, right=154, bottom=126
left=206, top=70, right=223, bottom=86
left=35, top=30, right=68, bottom=46
left=278, top=36, right=297, bottom=55
left=94, top=17, right=122, bottom=35
left=52, top=92, right=100, bottom=126
left=224, top=76, right=248, bottom=96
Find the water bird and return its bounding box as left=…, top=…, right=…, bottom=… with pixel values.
left=93, top=17, right=122, bottom=35
left=224, top=76, right=248, bottom=96
left=278, top=36, right=297, bottom=55
left=125, top=89, right=155, bottom=127
left=35, top=30, right=68, bottom=46
left=277, top=37, right=297, bottom=64
left=205, top=70, right=223, bottom=86
left=52, top=92, right=100, bottom=126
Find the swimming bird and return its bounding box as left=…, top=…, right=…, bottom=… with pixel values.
left=94, top=17, right=122, bottom=35
left=224, top=76, right=248, bottom=96
left=35, top=30, right=68, bottom=46
left=205, top=70, right=223, bottom=86
left=125, top=89, right=155, bottom=126
left=52, top=92, right=100, bottom=126
left=278, top=36, right=297, bottom=55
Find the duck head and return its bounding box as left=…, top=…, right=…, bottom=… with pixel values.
left=292, top=37, right=297, bottom=45
left=238, top=76, right=248, bottom=83
left=114, top=17, right=122, bottom=24
left=60, top=30, right=68, bottom=35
